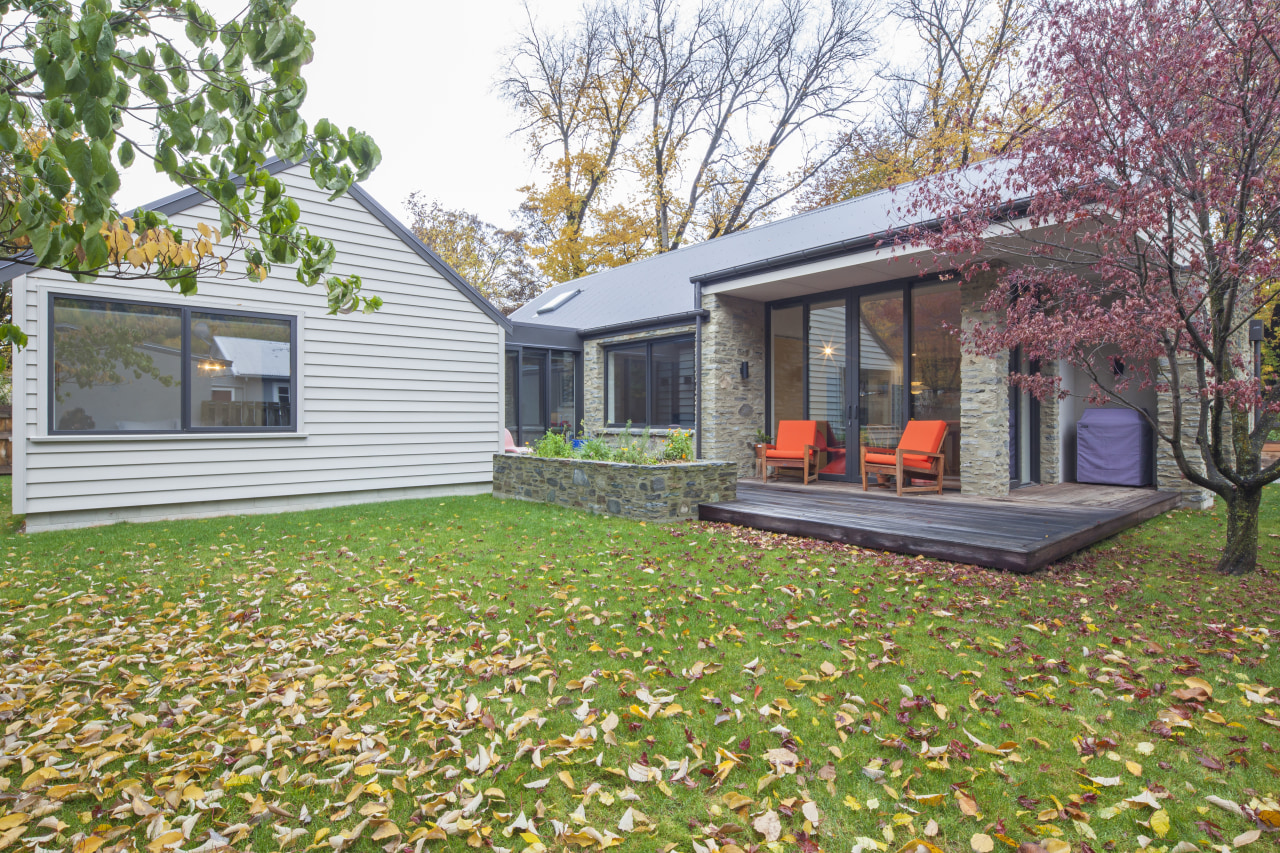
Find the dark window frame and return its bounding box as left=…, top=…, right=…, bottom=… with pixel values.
left=504, top=344, right=582, bottom=447
left=603, top=334, right=696, bottom=428
left=48, top=292, right=299, bottom=436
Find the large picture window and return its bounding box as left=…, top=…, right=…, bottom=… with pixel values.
left=50, top=294, right=297, bottom=434
left=605, top=336, right=695, bottom=427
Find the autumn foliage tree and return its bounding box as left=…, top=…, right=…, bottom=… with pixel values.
left=503, top=0, right=878, bottom=282
left=0, top=0, right=382, bottom=357
left=406, top=195, right=545, bottom=315
left=909, top=0, right=1280, bottom=574
left=804, top=0, right=1038, bottom=207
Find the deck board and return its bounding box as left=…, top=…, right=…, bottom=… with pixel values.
left=699, top=481, right=1179, bottom=572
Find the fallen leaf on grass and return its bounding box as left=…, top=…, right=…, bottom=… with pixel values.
left=971, top=833, right=994, bottom=852
left=753, top=810, right=782, bottom=842
left=1150, top=809, right=1170, bottom=838
left=1233, top=829, right=1261, bottom=848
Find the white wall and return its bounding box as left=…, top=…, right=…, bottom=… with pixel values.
left=1057, top=353, right=1159, bottom=482
left=14, top=164, right=504, bottom=530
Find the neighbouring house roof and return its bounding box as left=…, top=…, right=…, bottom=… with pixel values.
left=212, top=335, right=291, bottom=379
left=0, top=158, right=512, bottom=332
left=509, top=159, right=1022, bottom=334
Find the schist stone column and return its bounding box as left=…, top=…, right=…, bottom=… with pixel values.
left=960, top=269, right=1011, bottom=497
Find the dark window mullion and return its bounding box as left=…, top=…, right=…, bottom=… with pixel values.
left=647, top=341, right=655, bottom=427
left=181, top=307, right=191, bottom=430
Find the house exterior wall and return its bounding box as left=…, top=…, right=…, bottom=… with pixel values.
left=959, top=270, right=1011, bottom=496
left=13, top=164, right=504, bottom=531
left=1154, top=354, right=1215, bottom=509
left=699, top=294, right=766, bottom=477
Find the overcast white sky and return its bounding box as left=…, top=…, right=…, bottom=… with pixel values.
left=120, top=0, right=585, bottom=230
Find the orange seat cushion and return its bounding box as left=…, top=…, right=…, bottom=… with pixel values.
left=774, top=420, right=820, bottom=452
left=898, top=420, right=947, bottom=454
left=765, top=449, right=808, bottom=460
left=865, top=451, right=936, bottom=468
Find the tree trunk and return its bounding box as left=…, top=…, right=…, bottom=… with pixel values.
left=1216, top=485, right=1263, bottom=575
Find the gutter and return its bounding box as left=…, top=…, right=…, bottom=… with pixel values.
left=578, top=309, right=710, bottom=339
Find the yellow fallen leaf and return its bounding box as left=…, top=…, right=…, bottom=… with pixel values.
left=558, top=770, right=576, bottom=790
left=20, top=767, right=59, bottom=791
left=46, top=784, right=84, bottom=800
left=72, top=835, right=104, bottom=853
left=0, top=817, right=25, bottom=833
left=895, top=839, right=944, bottom=853
left=1151, top=809, right=1170, bottom=838
left=1185, top=677, right=1213, bottom=697
left=971, top=833, right=994, bottom=852
left=146, top=829, right=184, bottom=853
left=371, top=821, right=400, bottom=841
left=1125, top=761, right=1143, bottom=776
left=1043, top=840, right=1070, bottom=853
left=1204, top=712, right=1227, bottom=724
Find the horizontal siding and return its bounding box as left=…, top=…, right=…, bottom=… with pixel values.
left=17, top=163, right=505, bottom=519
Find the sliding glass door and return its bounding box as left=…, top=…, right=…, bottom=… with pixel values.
left=808, top=300, right=850, bottom=476
left=767, top=278, right=963, bottom=484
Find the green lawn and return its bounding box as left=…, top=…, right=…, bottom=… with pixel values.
left=0, top=477, right=1276, bottom=853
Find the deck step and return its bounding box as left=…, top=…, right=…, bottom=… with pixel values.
left=699, top=482, right=1180, bottom=572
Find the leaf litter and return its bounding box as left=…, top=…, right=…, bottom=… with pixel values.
left=0, top=495, right=1275, bottom=852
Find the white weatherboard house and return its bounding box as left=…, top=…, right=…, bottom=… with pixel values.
left=6, top=160, right=511, bottom=532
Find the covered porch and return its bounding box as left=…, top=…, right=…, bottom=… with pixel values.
left=699, top=479, right=1179, bottom=572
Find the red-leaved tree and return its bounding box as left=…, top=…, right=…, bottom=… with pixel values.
left=907, top=0, right=1280, bottom=574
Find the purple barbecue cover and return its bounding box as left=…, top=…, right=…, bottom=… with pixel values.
left=1076, top=408, right=1152, bottom=486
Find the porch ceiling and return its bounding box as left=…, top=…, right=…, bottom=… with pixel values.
left=698, top=242, right=945, bottom=302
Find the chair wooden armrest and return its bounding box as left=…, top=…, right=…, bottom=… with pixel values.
left=897, top=448, right=945, bottom=460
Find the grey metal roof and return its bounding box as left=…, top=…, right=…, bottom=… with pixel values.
left=507, top=183, right=910, bottom=330
left=509, top=159, right=1021, bottom=331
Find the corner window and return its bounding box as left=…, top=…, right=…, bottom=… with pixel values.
left=51, top=294, right=297, bottom=434
left=605, top=336, right=695, bottom=427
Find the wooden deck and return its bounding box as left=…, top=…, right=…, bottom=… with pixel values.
left=699, top=480, right=1180, bottom=572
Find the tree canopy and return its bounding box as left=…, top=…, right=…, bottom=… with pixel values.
left=909, top=0, right=1280, bottom=574
left=503, top=0, right=879, bottom=283
left=803, top=0, right=1039, bottom=208
left=0, top=0, right=382, bottom=356
left=406, top=195, right=544, bottom=316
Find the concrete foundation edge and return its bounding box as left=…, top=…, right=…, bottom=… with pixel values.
left=22, top=481, right=492, bottom=533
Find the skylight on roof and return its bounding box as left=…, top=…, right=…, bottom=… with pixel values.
left=535, top=289, right=582, bottom=315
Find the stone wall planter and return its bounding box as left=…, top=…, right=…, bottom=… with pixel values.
left=492, top=454, right=737, bottom=522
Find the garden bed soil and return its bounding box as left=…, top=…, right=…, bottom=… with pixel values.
left=492, top=454, right=736, bottom=522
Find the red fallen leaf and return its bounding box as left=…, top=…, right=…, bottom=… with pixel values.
left=1196, top=819, right=1223, bottom=841
left=1198, top=755, right=1225, bottom=771
left=795, top=831, right=822, bottom=853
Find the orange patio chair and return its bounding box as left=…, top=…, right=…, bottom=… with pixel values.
left=758, top=420, right=824, bottom=485
left=860, top=420, right=948, bottom=496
